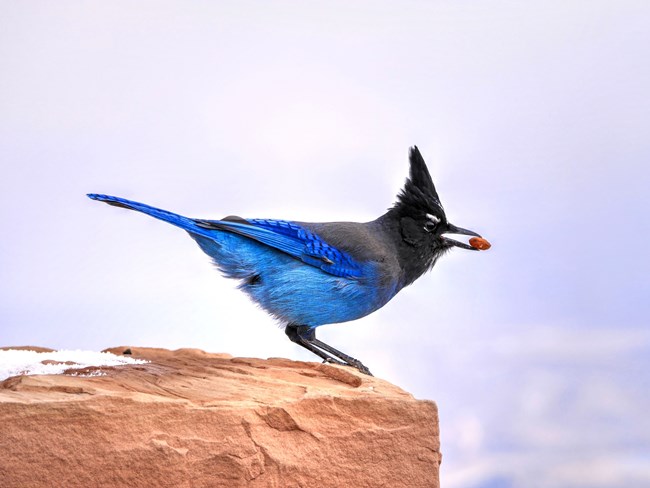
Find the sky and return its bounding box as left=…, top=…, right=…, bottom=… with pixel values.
left=1, top=1, right=649, bottom=486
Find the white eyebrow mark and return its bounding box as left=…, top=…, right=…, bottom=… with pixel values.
left=426, top=213, right=440, bottom=224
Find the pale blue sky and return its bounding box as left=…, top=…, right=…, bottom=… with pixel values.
left=1, top=1, right=649, bottom=486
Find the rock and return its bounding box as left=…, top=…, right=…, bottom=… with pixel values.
left=0, top=347, right=440, bottom=488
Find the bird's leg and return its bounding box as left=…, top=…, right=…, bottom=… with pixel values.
left=285, top=325, right=373, bottom=376
left=285, top=325, right=345, bottom=366
left=309, top=337, right=373, bottom=376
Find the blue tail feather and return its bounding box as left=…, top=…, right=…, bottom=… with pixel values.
left=87, top=193, right=213, bottom=238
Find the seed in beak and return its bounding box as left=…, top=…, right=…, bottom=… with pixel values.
left=469, top=237, right=491, bottom=250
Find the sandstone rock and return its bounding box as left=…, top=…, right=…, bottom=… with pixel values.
left=0, top=347, right=440, bottom=487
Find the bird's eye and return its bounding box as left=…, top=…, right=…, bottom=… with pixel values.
left=424, top=221, right=437, bottom=233
left=424, top=213, right=440, bottom=233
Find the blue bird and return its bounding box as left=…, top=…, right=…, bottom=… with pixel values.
left=88, top=146, right=489, bottom=375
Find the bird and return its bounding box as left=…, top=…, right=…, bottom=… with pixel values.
left=88, top=146, right=489, bottom=375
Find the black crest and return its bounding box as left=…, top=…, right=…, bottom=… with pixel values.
left=393, top=146, right=445, bottom=218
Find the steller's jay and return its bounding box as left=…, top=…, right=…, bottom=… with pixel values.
left=88, top=146, right=489, bottom=375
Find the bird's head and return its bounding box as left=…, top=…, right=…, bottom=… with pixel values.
left=390, top=146, right=490, bottom=257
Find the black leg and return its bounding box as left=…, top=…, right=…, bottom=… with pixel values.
left=285, top=325, right=373, bottom=376
left=285, top=325, right=345, bottom=365
left=309, top=337, right=373, bottom=376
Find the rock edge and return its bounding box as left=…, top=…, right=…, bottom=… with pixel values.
left=0, top=346, right=440, bottom=488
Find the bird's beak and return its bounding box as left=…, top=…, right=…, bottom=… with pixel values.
left=442, top=223, right=487, bottom=251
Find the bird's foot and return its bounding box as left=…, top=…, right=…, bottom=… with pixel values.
left=348, top=359, right=373, bottom=376
left=322, top=357, right=372, bottom=376
left=322, top=357, right=346, bottom=366
left=286, top=324, right=373, bottom=377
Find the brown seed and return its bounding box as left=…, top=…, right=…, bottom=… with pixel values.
left=469, top=237, right=491, bottom=251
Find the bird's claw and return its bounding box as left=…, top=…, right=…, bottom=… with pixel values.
left=322, top=357, right=346, bottom=366
left=323, top=357, right=373, bottom=376
left=349, top=359, right=373, bottom=376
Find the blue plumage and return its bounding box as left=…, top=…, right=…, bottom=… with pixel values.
left=198, top=217, right=364, bottom=278
left=87, top=194, right=388, bottom=327
left=88, top=147, right=487, bottom=375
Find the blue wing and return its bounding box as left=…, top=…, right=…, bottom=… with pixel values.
left=195, top=218, right=364, bottom=279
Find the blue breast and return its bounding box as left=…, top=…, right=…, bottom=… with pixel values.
left=190, top=229, right=396, bottom=327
